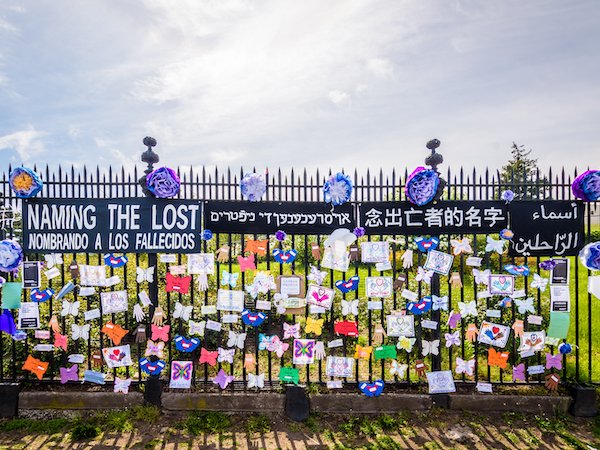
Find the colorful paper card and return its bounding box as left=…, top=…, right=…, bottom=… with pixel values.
left=169, top=360, right=193, bottom=389
left=426, top=370, right=456, bottom=394
left=365, top=277, right=393, bottom=298
left=292, top=339, right=316, bottom=364
left=424, top=250, right=454, bottom=275
left=216, top=289, right=245, bottom=312
left=386, top=314, right=415, bottom=337
left=306, top=285, right=334, bottom=310
left=187, top=253, right=215, bottom=275
left=100, top=290, right=128, bottom=314
left=102, top=344, right=132, bottom=368
left=1, top=282, right=22, bottom=309
left=326, top=356, right=354, bottom=377
left=478, top=321, right=510, bottom=348
left=360, top=242, right=390, bottom=263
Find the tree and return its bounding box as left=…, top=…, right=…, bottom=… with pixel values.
left=500, top=142, right=547, bottom=199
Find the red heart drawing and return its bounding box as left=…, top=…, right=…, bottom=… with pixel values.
left=492, top=326, right=500, bottom=334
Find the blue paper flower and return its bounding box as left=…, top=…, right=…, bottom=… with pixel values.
left=323, top=172, right=353, bottom=206
left=405, top=167, right=439, bottom=206
left=572, top=170, right=600, bottom=201
left=579, top=242, right=600, bottom=270
left=240, top=173, right=266, bottom=202
left=0, top=240, right=23, bottom=273
left=201, top=229, right=213, bottom=241
left=9, top=167, right=43, bottom=198
left=501, top=190, right=514, bottom=203
left=146, top=167, right=180, bottom=198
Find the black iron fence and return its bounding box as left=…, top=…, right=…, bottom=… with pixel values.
left=0, top=163, right=598, bottom=390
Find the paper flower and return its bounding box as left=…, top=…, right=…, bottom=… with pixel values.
left=499, top=228, right=514, bottom=240
left=240, top=173, right=266, bottom=202
left=275, top=230, right=287, bottom=242
left=201, top=229, right=213, bottom=241
left=0, top=239, right=23, bottom=273
left=539, top=259, right=557, bottom=271
left=353, top=227, right=365, bottom=237
left=571, top=169, right=600, bottom=201
left=146, top=167, right=180, bottom=198
left=9, top=167, right=43, bottom=198
left=501, top=190, right=514, bottom=203
left=405, top=167, right=439, bottom=206
left=579, top=242, right=600, bottom=270
left=323, top=172, right=353, bottom=206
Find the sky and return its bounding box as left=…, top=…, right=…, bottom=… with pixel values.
left=0, top=0, right=599, bottom=177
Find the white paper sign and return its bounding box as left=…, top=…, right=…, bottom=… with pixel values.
left=84, top=308, right=101, bottom=321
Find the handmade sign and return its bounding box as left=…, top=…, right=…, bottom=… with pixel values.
left=169, top=361, right=193, bottom=389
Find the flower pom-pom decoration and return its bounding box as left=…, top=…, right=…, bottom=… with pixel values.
left=240, top=173, right=266, bottom=202
left=275, top=230, right=287, bottom=242
left=579, top=242, right=600, bottom=271
left=323, top=172, right=353, bottom=206
left=201, top=229, right=213, bottom=241
left=0, top=239, right=23, bottom=273
left=9, top=167, right=43, bottom=198
left=499, top=228, right=514, bottom=240
left=539, top=259, right=557, bottom=271
left=572, top=170, right=600, bottom=201
left=353, top=227, right=365, bottom=238
left=405, top=167, right=439, bottom=206
left=501, top=190, right=514, bottom=203
left=146, top=167, right=180, bottom=198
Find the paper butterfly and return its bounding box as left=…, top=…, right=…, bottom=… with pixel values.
left=450, top=237, right=472, bottom=255
left=334, top=320, right=359, bottom=337
left=30, top=288, right=54, bottom=302
left=445, top=330, right=461, bottom=347
left=114, top=376, right=132, bottom=394
left=199, top=348, right=218, bottom=366
left=355, top=345, right=373, bottom=359
left=504, top=264, right=530, bottom=277
left=227, top=331, right=247, bottom=349
left=515, top=297, right=535, bottom=314
left=530, top=274, right=549, bottom=292
left=136, top=266, right=155, bottom=283
left=458, top=300, right=477, bottom=317
left=546, top=353, right=562, bottom=370
left=416, top=267, right=434, bottom=284
left=188, top=320, right=206, bottom=336
left=172, top=361, right=192, bottom=380
left=473, top=268, right=491, bottom=285
left=283, top=323, right=301, bottom=340
left=512, top=363, right=526, bottom=381
left=422, top=339, right=440, bottom=356
left=407, top=296, right=433, bottom=315
left=174, top=335, right=200, bottom=353
left=165, top=273, right=192, bottom=294
left=241, top=310, right=267, bottom=327
left=218, top=347, right=235, bottom=364
left=390, top=361, right=408, bottom=377
left=294, top=339, right=315, bottom=359
left=151, top=324, right=170, bottom=341
left=431, top=295, right=449, bottom=311
left=267, top=336, right=289, bottom=357
left=415, top=237, right=439, bottom=252
left=213, top=369, right=235, bottom=389
left=44, top=253, right=63, bottom=268
left=61, top=300, right=80, bottom=317
left=173, top=302, right=193, bottom=321
left=273, top=249, right=298, bottom=264
left=341, top=299, right=359, bottom=316
left=139, top=357, right=166, bottom=375
left=455, top=357, right=475, bottom=376
left=54, top=333, right=68, bottom=350
left=258, top=334, right=276, bottom=350
left=335, top=276, right=360, bottom=293
left=104, top=253, right=128, bottom=268
left=485, top=236, right=505, bottom=254
left=397, top=337, right=416, bottom=352
left=359, top=380, right=385, bottom=397
left=305, top=317, right=324, bottom=336
left=59, top=365, right=79, bottom=384
left=273, top=293, right=289, bottom=314
left=145, top=340, right=165, bottom=358
left=71, top=323, right=90, bottom=341
left=307, top=265, right=327, bottom=285
left=246, top=239, right=268, bottom=256
left=221, top=270, right=239, bottom=288
left=247, top=372, right=265, bottom=389
left=237, top=255, right=256, bottom=272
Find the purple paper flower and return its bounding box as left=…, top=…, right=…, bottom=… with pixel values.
left=9, top=167, right=44, bottom=198
left=201, top=229, right=213, bottom=241
left=323, top=172, right=353, bottom=206
left=240, top=173, right=266, bottom=202
left=0, top=239, right=23, bottom=273
left=501, top=190, right=514, bottom=203
left=275, top=230, right=287, bottom=242
left=146, top=167, right=180, bottom=198
left=579, top=242, right=600, bottom=270
left=538, top=259, right=557, bottom=271
left=353, top=227, right=365, bottom=238
left=405, top=167, right=439, bottom=206
left=572, top=170, right=600, bottom=201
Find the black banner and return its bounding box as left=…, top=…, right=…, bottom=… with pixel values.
left=357, top=201, right=508, bottom=235
left=23, top=198, right=204, bottom=253
left=508, top=201, right=584, bottom=256
left=204, top=201, right=354, bottom=234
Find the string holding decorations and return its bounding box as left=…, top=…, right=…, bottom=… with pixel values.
left=9, top=167, right=43, bottom=198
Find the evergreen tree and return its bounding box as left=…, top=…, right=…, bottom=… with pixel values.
left=500, top=142, right=546, bottom=199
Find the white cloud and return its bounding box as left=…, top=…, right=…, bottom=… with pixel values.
left=367, top=57, right=394, bottom=78
left=208, top=149, right=247, bottom=165
left=0, top=126, right=45, bottom=162
left=328, top=90, right=350, bottom=106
